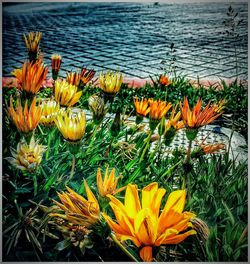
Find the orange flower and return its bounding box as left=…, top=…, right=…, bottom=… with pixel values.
left=103, top=182, right=196, bottom=262
left=7, top=97, right=42, bottom=133
left=200, top=143, right=226, bottom=154
left=149, top=99, right=172, bottom=120
left=96, top=167, right=126, bottom=197
left=180, top=97, right=223, bottom=129
left=66, top=72, right=81, bottom=87
left=12, top=59, right=48, bottom=94
left=133, top=97, right=150, bottom=117
left=80, top=68, right=96, bottom=86
left=165, top=105, right=184, bottom=132
left=51, top=180, right=100, bottom=227
left=159, top=75, right=172, bottom=87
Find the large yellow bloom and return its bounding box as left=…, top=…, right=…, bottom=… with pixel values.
left=40, top=99, right=60, bottom=126
left=149, top=99, right=172, bottom=120
left=12, top=59, right=49, bottom=94
left=97, top=167, right=126, bottom=198
left=7, top=96, right=42, bottom=133
left=99, top=71, right=123, bottom=95
left=133, top=97, right=150, bottom=117
left=24, top=31, right=42, bottom=53
left=180, top=97, right=222, bottom=129
left=54, top=80, right=82, bottom=107
left=51, top=180, right=100, bottom=227
left=55, top=108, right=86, bottom=142
left=6, top=136, right=45, bottom=171
left=103, top=182, right=196, bottom=262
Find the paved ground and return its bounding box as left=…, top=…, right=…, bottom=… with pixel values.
left=2, top=2, right=248, bottom=81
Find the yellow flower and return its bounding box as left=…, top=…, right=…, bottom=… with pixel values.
left=165, top=105, right=184, bottom=132
left=88, top=94, right=109, bottom=124
left=54, top=80, right=82, bottom=107
left=6, top=136, right=46, bottom=171
left=55, top=108, right=86, bottom=142
left=213, top=99, right=226, bottom=113
left=40, top=100, right=60, bottom=126
left=97, top=167, right=126, bottom=198
left=24, top=31, right=42, bottom=53
left=66, top=72, right=81, bottom=87
left=180, top=97, right=222, bottom=129
left=51, top=180, right=100, bottom=227
left=149, top=99, right=172, bottom=120
left=133, top=97, right=150, bottom=117
left=103, top=182, right=196, bottom=262
left=99, top=71, right=123, bottom=95
left=12, top=59, right=49, bottom=94
left=7, top=96, right=42, bottom=133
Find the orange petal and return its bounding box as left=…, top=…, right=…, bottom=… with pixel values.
left=139, top=246, right=153, bottom=262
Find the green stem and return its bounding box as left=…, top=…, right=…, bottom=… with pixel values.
left=182, top=139, right=192, bottom=193
left=110, top=233, right=139, bottom=262
left=86, top=124, right=99, bottom=155
left=68, top=155, right=76, bottom=181
left=160, top=160, right=182, bottom=181
left=139, top=131, right=152, bottom=163
left=46, top=127, right=56, bottom=160
left=33, top=174, right=37, bottom=196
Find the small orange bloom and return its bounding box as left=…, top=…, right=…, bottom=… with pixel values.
left=51, top=180, right=100, bottom=227
left=80, top=68, right=96, bottom=86
left=200, top=143, right=226, bottom=154
left=66, top=72, right=81, bottom=87
left=133, top=97, right=150, bottom=117
left=159, top=75, right=172, bottom=87
left=7, top=97, right=42, bottom=133
left=12, top=59, right=48, bottom=94
left=96, top=167, right=126, bottom=197
left=180, top=97, right=223, bottom=129
left=149, top=99, right=172, bottom=120
left=165, top=104, right=184, bottom=132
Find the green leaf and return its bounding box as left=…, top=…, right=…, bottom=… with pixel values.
left=55, top=239, right=71, bottom=251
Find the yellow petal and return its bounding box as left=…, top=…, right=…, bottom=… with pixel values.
left=84, top=179, right=99, bottom=211
left=134, top=208, right=157, bottom=245
left=162, top=190, right=186, bottom=214
left=124, top=184, right=141, bottom=219
left=162, top=229, right=196, bottom=244
left=154, top=228, right=178, bottom=246
left=102, top=212, right=128, bottom=235
left=142, top=182, right=158, bottom=210
left=109, top=202, right=135, bottom=236
left=96, top=168, right=103, bottom=195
